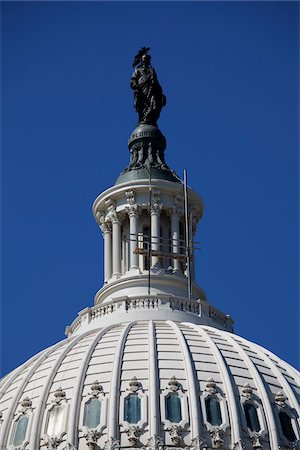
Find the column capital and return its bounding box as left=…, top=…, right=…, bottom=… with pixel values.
left=126, top=204, right=140, bottom=217
left=100, top=220, right=112, bottom=234
left=168, top=205, right=183, bottom=219
left=150, top=202, right=162, bottom=215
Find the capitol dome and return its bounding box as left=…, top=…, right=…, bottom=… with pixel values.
left=1, top=48, right=299, bottom=450
left=0, top=317, right=299, bottom=450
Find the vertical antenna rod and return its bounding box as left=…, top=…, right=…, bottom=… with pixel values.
left=183, top=169, right=192, bottom=299
left=148, top=168, right=152, bottom=296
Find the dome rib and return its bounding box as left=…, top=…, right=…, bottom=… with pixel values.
left=0, top=337, right=75, bottom=448
left=67, top=325, right=117, bottom=447
left=227, top=333, right=280, bottom=449
left=29, top=332, right=93, bottom=450
left=188, top=324, right=242, bottom=447
left=167, top=321, right=202, bottom=439
left=244, top=339, right=300, bottom=415
left=148, top=320, right=160, bottom=437
left=107, top=322, right=133, bottom=441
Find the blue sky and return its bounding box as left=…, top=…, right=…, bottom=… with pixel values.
left=1, top=1, right=299, bottom=376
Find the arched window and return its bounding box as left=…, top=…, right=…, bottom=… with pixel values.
left=279, top=411, right=296, bottom=442
left=244, top=403, right=260, bottom=432
left=83, top=398, right=101, bottom=428
left=12, top=415, right=28, bottom=446
left=165, top=393, right=182, bottom=423
left=205, top=397, right=222, bottom=427
left=47, top=404, right=64, bottom=437
left=124, top=394, right=141, bottom=424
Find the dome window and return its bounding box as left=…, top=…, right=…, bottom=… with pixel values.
left=205, top=397, right=222, bottom=427
left=165, top=393, right=182, bottom=423
left=124, top=394, right=141, bottom=424
left=83, top=398, right=101, bottom=429
left=243, top=402, right=260, bottom=432
left=12, top=415, right=29, bottom=446
left=47, top=404, right=64, bottom=437
left=279, top=411, right=296, bottom=442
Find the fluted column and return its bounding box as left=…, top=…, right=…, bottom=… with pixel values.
left=112, top=213, right=121, bottom=277
left=101, top=222, right=112, bottom=282
left=150, top=202, right=162, bottom=267
left=171, top=211, right=181, bottom=273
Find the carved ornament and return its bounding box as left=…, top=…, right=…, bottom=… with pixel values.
left=125, top=425, right=143, bottom=446
left=167, top=424, right=183, bottom=445
left=275, top=390, right=287, bottom=408
left=242, top=383, right=254, bottom=401
left=209, top=427, right=224, bottom=448
left=53, top=387, right=66, bottom=404
left=188, top=434, right=208, bottom=450
left=83, top=429, right=102, bottom=449
left=128, top=376, right=143, bottom=393
left=167, top=375, right=182, bottom=392
left=205, top=378, right=217, bottom=395
left=89, top=380, right=104, bottom=397
left=142, top=434, right=165, bottom=450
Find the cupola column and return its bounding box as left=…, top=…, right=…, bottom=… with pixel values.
left=126, top=191, right=139, bottom=271
left=170, top=210, right=181, bottom=273
left=112, top=214, right=122, bottom=277
left=101, top=222, right=112, bottom=282
left=150, top=201, right=162, bottom=267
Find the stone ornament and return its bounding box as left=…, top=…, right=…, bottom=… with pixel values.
left=209, top=427, right=224, bottom=448
left=128, top=376, right=143, bottom=393
left=103, top=437, right=120, bottom=450
left=204, top=378, right=217, bottom=396
left=124, top=425, right=143, bottom=446
left=251, top=432, right=263, bottom=449
left=167, top=376, right=182, bottom=393
left=188, top=434, right=208, bottom=450
left=83, top=429, right=102, bottom=449
left=42, top=435, right=63, bottom=449
left=167, top=424, right=184, bottom=445
left=275, top=390, right=287, bottom=408
left=52, top=387, right=66, bottom=404
left=142, top=434, right=165, bottom=450
left=20, top=397, right=32, bottom=413
left=89, top=380, right=104, bottom=398
left=241, top=383, right=254, bottom=401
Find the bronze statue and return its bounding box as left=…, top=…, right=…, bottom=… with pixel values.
left=130, top=47, right=166, bottom=125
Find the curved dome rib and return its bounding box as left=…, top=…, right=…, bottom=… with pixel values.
left=29, top=332, right=94, bottom=450
left=0, top=337, right=75, bottom=448
left=241, top=337, right=300, bottom=414
left=226, top=333, right=280, bottom=449
left=167, top=321, right=202, bottom=439
left=187, top=324, right=242, bottom=447
left=148, top=320, right=160, bottom=437
left=67, top=325, right=118, bottom=447
left=107, top=322, right=133, bottom=441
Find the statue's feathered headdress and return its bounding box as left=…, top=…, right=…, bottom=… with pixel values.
left=132, top=47, right=150, bottom=67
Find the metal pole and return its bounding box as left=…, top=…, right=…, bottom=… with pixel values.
left=148, top=168, right=152, bottom=296
left=183, top=169, right=192, bottom=299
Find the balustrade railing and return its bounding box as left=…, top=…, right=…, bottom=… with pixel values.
left=65, top=295, right=233, bottom=337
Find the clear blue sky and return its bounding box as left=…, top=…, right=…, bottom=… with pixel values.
left=1, top=1, right=299, bottom=376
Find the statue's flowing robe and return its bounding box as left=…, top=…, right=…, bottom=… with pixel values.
left=131, top=65, right=165, bottom=123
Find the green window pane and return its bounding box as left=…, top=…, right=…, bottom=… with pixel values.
left=83, top=398, right=101, bottom=428
left=47, top=405, right=64, bottom=437
left=244, top=403, right=260, bottom=432
left=205, top=397, right=222, bottom=427
left=279, top=411, right=296, bottom=442
left=124, top=394, right=141, bottom=424
left=12, top=415, right=28, bottom=446
left=165, top=393, right=182, bottom=423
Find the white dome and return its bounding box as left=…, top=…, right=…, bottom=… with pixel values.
left=0, top=319, right=299, bottom=450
